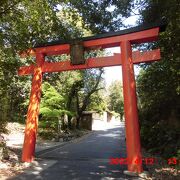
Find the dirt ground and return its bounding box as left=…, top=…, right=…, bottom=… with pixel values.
left=141, top=148, right=180, bottom=180
left=0, top=122, right=90, bottom=179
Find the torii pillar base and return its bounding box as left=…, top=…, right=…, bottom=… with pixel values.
left=123, top=170, right=150, bottom=178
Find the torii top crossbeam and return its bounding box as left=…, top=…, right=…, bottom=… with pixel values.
left=19, top=22, right=165, bottom=75
left=19, top=22, right=166, bottom=174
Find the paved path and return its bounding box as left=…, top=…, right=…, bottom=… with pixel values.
left=10, top=122, right=140, bottom=180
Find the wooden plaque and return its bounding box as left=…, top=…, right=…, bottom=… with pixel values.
left=70, top=41, right=85, bottom=65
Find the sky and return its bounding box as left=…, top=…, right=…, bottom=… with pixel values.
left=103, top=15, right=140, bottom=87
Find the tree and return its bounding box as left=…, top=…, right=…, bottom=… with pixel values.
left=0, top=0, right=138, bottom=133
left=40, top=82, right=66, bottom=118
left=107, top=80, right=124, bottom=119
left=63, top=0, right=134, bottom=33
left=39, top=82, right=75, bottom=131
left=42, top=68, right=106, bottom=129
left=0, top=0, right=73, bottom=132
left=136, top=0, right=180, bottom=158
left=75, top=68, right=105, bottom=128
left=0, top=0, right=86, bottom=132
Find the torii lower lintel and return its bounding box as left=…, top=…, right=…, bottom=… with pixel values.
left=19, top=22, right=166, bottom=174
left=19, top=49, right=160, bottom=75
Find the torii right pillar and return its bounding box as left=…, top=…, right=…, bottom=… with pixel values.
left=121, top=40, right=143, bottom=173
left=119, top=23, right=166, bottom=174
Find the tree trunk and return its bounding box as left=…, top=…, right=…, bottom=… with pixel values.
left=76, top=69, right=104, bottom=129
left=76, top=116, right=80, bottom=129
left=68, top=116, right=72, bottom=129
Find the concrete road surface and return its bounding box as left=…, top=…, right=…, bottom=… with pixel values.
left=10, top=122, right=141, bottom=180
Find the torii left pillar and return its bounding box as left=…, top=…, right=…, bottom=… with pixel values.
left=22, top=53, right=44, bottom=162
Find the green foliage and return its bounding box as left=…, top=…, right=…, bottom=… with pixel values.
left=1, top=0, right=167, bottom=137
left=39, top=82, right=74, bottom=135
left=136, top=0, right=180, bottom=158
left=87, top=90, right=107, bottom=113
left=66, top=0, right=134, bottom=33
left=77, top=68, right=105, bottom=112
left=0, top=0, right=64, bottom=132
left=38, top=128, right=56, bottom=140
left=107, top=80, right=124, bottom=118
left=40, top=82, right=71, bottom=118
left=0, top=0, right=88, bottom=132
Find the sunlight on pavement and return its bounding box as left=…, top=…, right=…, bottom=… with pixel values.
left=92, top=118, right=123, bottom=131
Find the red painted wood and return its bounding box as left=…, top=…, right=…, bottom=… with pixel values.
left=83, top=28, right=159, bottom=49
left=21, top=53, right=44, bottom=162
left=19, top=25, right=162, bottom=175
left=121, top=41, right=143, bottom=173
left=18, top=49, right=160, bottom=75
left=19, top=28, right=159, bottom=57
left=132, top=49, right=160, bottom=64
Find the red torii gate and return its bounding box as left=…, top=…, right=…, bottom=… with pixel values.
left=18, top=23, right=165, bottom=174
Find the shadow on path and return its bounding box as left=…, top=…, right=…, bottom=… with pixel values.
left=9, top=122, right=140, bottom=180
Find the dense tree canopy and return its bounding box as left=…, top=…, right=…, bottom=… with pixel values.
left=0, top=0, right=135, bottom=132
left=136, top=0, right=180, bottom=158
